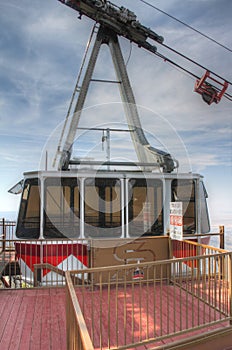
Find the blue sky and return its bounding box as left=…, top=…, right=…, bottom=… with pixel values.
left=0, top=0, right=231, bottom=227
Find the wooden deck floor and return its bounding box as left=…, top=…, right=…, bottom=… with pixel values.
left=75, top=283, right=229, bottom=349
left=0, top=285, right=230, bottom=350
left=0, top=288, right=66, bottom=350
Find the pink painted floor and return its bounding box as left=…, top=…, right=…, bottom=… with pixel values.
left=0, top=284, right=229, bottom=350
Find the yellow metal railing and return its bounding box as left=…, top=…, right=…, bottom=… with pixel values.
left=66, top=271, right=94, bottom=350
left=65, top=247, right=232, bottom=349
left=0, top=228, right=229, bottom=289
left=1, top=224, right=231, bottom=348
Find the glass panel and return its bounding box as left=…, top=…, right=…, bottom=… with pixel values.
left=16, top=178, right=40, bottom=238
left=171, top=179, right=196, bottom=234
left=128, top=179, right=163, bottom=237
left=84, top=178, right=121, bottom=237
left=44, top=178, right=80, bottom=238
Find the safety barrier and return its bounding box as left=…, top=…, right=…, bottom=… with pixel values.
left=0, top=228, right=228, bottom=289
left=0, top=219, right=16, bottom=252
left=0, top=238, right=91, bottom=288
left=66, top=271, right=94, bottom=350
left=65, top=246, right=232, bottom=349
left=0, top=221, right=228, bottom=289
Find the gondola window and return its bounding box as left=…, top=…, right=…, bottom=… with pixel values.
left=16, top=178, right=40, bottom=238
left=84, top=178, right=121, bottom=237
left=44, top=178, right=80, bottom=238
left=128, top=179, right=163, bottom=236
left=171, top=179, right=196, bottom=234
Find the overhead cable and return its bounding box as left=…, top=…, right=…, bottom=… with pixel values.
left=152, top=51, right=232, bottom=102
left=161, top=42, right=232, bottom=86
left=138, top=0, right=232, bottom=54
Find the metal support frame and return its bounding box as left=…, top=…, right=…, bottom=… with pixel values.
left=57, top=25, right=175, bottom=172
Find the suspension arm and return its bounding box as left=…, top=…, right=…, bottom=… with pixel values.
left=58, top=0, right=163, bottom=54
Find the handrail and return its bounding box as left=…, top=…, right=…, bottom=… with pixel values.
left=33, top=263, right=86, bottom=287
left=33, top=263, right=66, bottom=287
left=67, top=251, right=229, bottom=276
left=66, top=271, right=94, bottom=350
left=65, top=249, right=232, bottom=349
left=183, top=239, right=227, bottom=253
left=0, top=230, right=229, bottom=289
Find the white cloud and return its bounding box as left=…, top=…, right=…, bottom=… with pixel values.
left=0, top=0, right=231, bottom=224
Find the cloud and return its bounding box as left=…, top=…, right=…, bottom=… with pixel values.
left=0, top=0, right=231, bottom=223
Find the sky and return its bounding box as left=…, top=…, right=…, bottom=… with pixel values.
left=0, top=0, right=231, bottom=227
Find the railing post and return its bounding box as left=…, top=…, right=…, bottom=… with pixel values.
left=229, top=252, right=232, bottom=326
left=33, top=266, right=40, bottom=287
left=2, top=218, right=6, bottom=252
left=219, top=225, right=225, bottom=250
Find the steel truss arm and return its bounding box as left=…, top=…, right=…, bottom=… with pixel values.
left=58, top=25, right=176, bottom=172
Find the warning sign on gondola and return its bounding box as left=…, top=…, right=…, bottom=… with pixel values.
left=170, top=202, right=183, bottom=240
